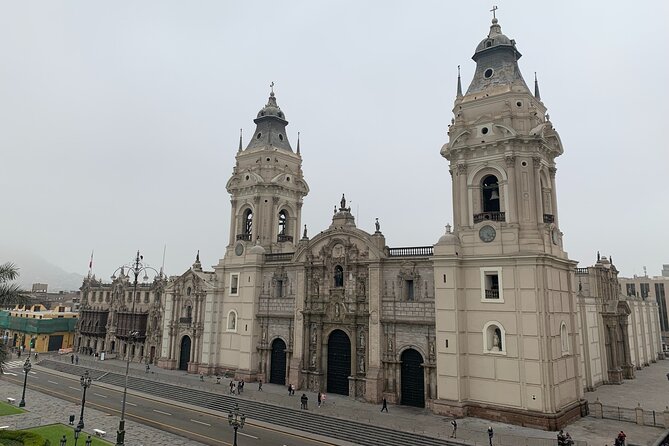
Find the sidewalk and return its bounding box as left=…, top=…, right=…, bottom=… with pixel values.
left=0, top=378, right=207, bottom=446
left=33, top=353, right=669, bottom=446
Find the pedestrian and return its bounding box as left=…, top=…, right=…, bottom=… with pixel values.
left=236, top=381, right=241, bottom=395
left=317, top=392, right=322, bottom=407
left=488, top=426, right=493, bottom=446
left=381, top=397, right=388, bottom=412
left=300, top=393, right=308, bottom=410
left=288, top=384, right=292, bottom=395
left=291, top=384, right=295, bottom=396
left=145, top=364, right=150, bottom=374
left=216, top=375, right=221, bottom=384
left=240, top=380, right=244, bottom=393
left=557, top=429, right=565, bottom=446
left=199, top=374, right=204, bottom=382
left=71, top=354, right=74, bottom=364
left=321, top=393, right=326, bottom=406
left=75, top=355, right=79, bottom=365
left=258, top=379, right=263, bottom=391
left=34, top=352, right=38, bottom=360
left=618, top=431, right=626, bottom=446
left=565, top=432, right=574, bottom=446
left=450, top=419, right=457, bottom=438
left=229, top=380, right=235, bottom=395
left=17, top=350, right=21, bottom=358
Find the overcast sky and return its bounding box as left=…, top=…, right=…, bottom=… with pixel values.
left=1, top=1, right=667, bottom=281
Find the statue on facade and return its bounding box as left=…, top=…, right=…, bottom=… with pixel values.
left=359, top=331, right=365, bottom=348
left=492, top=333, right=500, bottom=352
left=340, top=194, right=346, bottom=210
left=335, top=303, right=340, bottom=318
left=310, top=351, right=317, bottom=368
left=387, top=337, right=393, bottom=352
left=357, top=355, right=365, bottom=373
left=311, top=325, right=317, bottom=345
left=375, top=218, right=380, bottom=232
left=429, top=341, right=435, bottom=359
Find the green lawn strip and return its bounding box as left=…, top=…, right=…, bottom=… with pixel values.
left=26, top=424, right=112, bottom=445
left=0, top=401, right=24, bottom=416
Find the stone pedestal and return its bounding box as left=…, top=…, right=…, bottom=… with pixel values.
left=607, top=368, right=623, bottom=384
left=622, top=364, right=635, bottom=379
left=157, top=358, right=177, bottom=370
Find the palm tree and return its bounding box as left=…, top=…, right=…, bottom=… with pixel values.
left=0, top=262, right=27, bottom=373
left=0, top=262, right=27, bottom=307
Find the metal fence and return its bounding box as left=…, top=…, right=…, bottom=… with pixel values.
left=601, top=405, right=637, bottom=423
left=644, top=409, right=664, bottom=427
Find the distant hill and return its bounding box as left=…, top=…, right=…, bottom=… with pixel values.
left=0, top=247, right=84, bottom=292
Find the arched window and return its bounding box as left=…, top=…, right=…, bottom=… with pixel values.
left=186, top=305, right=192, bottom=319
left=278, top=210, right=287, bottom=235
left=244, top=209, right=253, bottom=235
left=334, top=265, right=344, bottom=288
left=227, top=311, right=237, bottom=331
left=481, top=175, right=500, bottom=212
left=483, top=321, right=506, bottom=354
left=560, top=322, right=569, bottom=354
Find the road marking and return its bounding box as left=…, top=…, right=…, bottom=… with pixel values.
left=126, top=402, right=137, bottom=407
left=29, top=371, right=37, bottom=375
left=3, top=372, right=336, bottom=445
left=94, top=393, right=108, bottom=398
left=4, top=372, right=17, bottom=376
left=68, top=386, right=80, bottom=391
left=48, top=380, right=59, bottom=385
left=191, top=419, right=211, bottom=426
left=239, top=432, right=258, bottom=439
left=153, top=409, right=172, bottom=416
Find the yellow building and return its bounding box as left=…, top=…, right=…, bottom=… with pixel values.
left=0, top=304, right=78, bottom=353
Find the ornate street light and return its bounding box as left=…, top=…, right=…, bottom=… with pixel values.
left=74, top=427, right=81, bottom=446
left=18, top=357, right=31, bottom=407
left=114, top=251, right=162, bottom=446
left=228, top=403, right=246, bottom=446
left=77, top=370, right=92, bottom=429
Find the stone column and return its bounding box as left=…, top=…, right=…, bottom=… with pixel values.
left=549, top=167, right=558, bottom=226
left=505, top=155, right=517, bottom=223
left=532, top=157, right=543, bottom=224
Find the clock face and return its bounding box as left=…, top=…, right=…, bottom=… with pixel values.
left=551, top=228, right=560, bottom=245
left=235, top=243, right=244, bottom=256
left=479, top=225, right=496, bottom=243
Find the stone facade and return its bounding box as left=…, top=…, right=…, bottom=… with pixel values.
left=71, top=14, right=664, bottom=431
left=619, top=272, right=669, bottom=348
left=78, top=272, right=167, bottom=363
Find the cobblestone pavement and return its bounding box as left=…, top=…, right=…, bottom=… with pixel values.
left=5, top=352, right=669, bottom=446
left=0, top=378, right=207, bottom=446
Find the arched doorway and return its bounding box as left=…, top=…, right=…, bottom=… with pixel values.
left=327, top=330, right=351, bottom=396
left=400, top=349, right=425, bottom=407
left=179, top=336, right=191, bottom=371
left=269, top=338, right=287, bottom=385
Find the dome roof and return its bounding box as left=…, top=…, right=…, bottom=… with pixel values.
left=256, top=91, right=286, bottom=120
left=436, top=224, right=459, bottom=245
left=249, top=243, right=266, bottom=255
left=473, top=18, right=520, bottom=60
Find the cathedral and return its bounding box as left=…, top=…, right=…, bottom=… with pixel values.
left=76, top=15, right=662, bottom=431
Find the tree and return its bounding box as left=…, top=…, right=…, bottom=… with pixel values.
left=0, top=262, right=28, bottom=307
left=0, top=262, right=27, bottom=374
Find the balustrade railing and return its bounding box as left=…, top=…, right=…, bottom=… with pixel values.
left=485, top=289, right=500, bottom=299
left=543, top=214, right=555, bottom=223
left=236, top=233, right=252, bottom=241
left=179, top=317, right=192, bottom=324
left=575, top=267, right=589, bottom=275
left=265, top=253, right=294, bottom=262
left=277, top=234, right=293, bottom=243
left=473, top=211, right=505, bottom=223
left=388, top=246, right=433, bottom=257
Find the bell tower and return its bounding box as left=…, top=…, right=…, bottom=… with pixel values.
left=433, top=15, right=585, bottom=429
left=225, top=85, right=309, bottom=254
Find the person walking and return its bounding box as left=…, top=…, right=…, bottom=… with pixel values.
left=450, top=419, right=457, bottom=438
left=317, top=392, right=322, bottom=407
left=288, top=384, right=292, bottom=395
left=75, top=355, right=79, bottom=365
left=145, top=364, right=150, bottom=374
left=229, top=380, right=235, bottom=395
left=301, top=393, right=308, bottom=410
left=487, top=426, right=493, bottom=446
left=381, top=397, right=388, bottom=412
left=239, top=379, right=244, bottom=393
left=236, top=381, right=241, bottom=395
left=258, top=379, right=263, bottom=391
left=71, top=354, right=74, bottom=364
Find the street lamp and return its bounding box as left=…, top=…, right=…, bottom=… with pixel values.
left=114, top=251, right=162, bottom=446
left=18, top=357, right=31, bottom=407
left=74, top=427, right=81, bottom=446
left=77, top=370, right=92, bottom=429
left=228, top=403, right=246, bottom=446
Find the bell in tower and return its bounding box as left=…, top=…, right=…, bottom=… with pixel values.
left=225, top=84, right=309, bottom=253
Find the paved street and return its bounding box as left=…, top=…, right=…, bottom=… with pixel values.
left=3, top=353, right=669, bottom=445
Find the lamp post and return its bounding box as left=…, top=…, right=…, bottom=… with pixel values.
left=18, top=357, right=31, bottom=407
left=74, top=427, right=81, bottom=446
left=77, top=370, right=92, bottom=429
left=114, top=251, right=162, bottom=446
left=228, top=403, right=246, bottom=446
